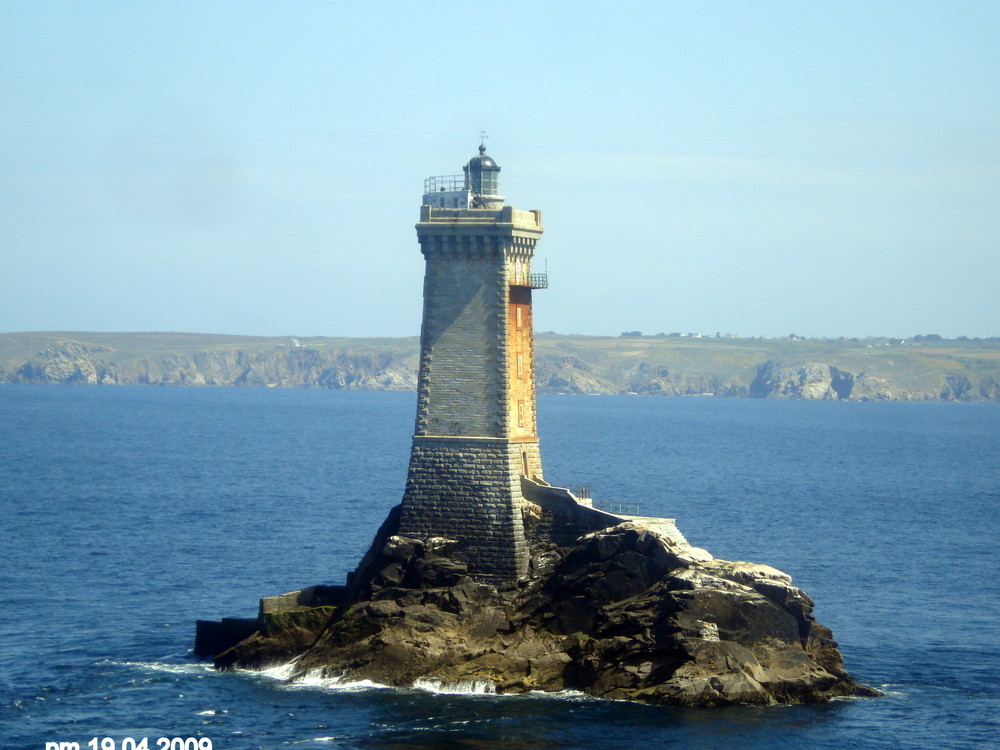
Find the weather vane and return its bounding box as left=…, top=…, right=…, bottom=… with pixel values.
left=479, top=129, right=488, bottom=150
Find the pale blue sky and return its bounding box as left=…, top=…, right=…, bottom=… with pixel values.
left=2, top=1, right=998, bottom=338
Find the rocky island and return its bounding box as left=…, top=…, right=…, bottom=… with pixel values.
left=199, top=512, right=878, bottom=706
left=195, top=144, right=878, bottom=707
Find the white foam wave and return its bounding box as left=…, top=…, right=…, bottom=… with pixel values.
left=292, top=668, right=393, bottom=692
left=100, top=660, right=214, bottom=676
left=243, top=661, right=598, bottom=702
left=255, top=660, right=298, bottom=681
left=265, top=667, right=597, bottom=701
left=258, top=665, right=393, bottom=692
left=413, top=677, right=497, bottom=695
left=234, top=660, right=393, bottom=692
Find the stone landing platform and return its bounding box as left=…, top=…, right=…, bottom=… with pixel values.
left=520, top=477, right=712, bottom=560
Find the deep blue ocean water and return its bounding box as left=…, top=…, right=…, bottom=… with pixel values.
left=1, top=384, right=998, bottom=749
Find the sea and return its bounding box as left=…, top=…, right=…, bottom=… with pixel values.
left=1, top=384, right=998, bottom=749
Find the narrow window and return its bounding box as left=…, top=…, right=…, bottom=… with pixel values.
left=517, top=354, right=523, bottom=378
left=522, top=451, right=529, bottom=476
left=517, top=401, right=525, bottom=427
left=515, top=307, right=522, bottom=329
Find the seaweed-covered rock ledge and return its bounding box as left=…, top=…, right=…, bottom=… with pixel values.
left=197, top=521, right=879, bottom=706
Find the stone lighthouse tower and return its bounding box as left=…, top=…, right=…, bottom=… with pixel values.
left=397, top=143, right=547, bottom=579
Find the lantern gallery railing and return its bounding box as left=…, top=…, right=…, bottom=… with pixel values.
left=424, top=175, right=465, bottom=193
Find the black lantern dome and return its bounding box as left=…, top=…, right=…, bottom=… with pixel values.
left=463, top=144, right=501, bottom=199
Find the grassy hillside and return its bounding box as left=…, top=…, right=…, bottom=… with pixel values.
left=0, top=331, right=417, bottom=364
left=1, top=331, right=998, bottom=400
left=536, top=333, right=1000, bottom=396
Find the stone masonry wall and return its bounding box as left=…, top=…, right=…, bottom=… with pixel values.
left=414, top=238, right=507, bottom=438
left=398, top=437, right=530, bottom=578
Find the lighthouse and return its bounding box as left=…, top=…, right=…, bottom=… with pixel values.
left=397, top=143, right=547, bottom=579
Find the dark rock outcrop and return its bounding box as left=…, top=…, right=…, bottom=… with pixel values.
left=207, top=523, right=879, bottom=707
left=209, top=585, right=352, bottom=670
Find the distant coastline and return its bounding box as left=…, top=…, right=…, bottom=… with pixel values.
left=2, top=331, right=998, bottom=401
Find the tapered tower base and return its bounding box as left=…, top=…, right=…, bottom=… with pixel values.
left=399, top=437, right=541, bottom=579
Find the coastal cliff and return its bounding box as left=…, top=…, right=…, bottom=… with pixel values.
left=3, top=331, right=998, bottom=401
left=201, top=520, right=879, bottom=706
left=0, top=334, right=418, bottom=390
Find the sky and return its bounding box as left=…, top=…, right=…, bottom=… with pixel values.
left=2, top=1, right=998, bottom=340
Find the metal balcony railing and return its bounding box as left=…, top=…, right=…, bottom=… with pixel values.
left=513, top=273, right=548, bottom=289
